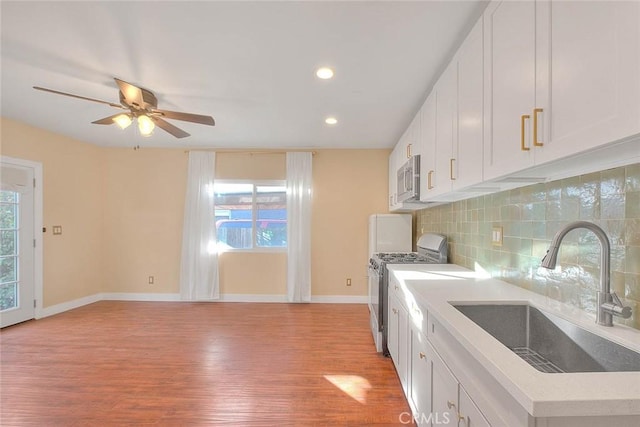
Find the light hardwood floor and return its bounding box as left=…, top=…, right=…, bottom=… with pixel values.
left=1, top=301, right=412, bottom=426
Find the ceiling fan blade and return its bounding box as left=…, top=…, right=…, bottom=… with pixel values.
left=152, top=117, right=190, bottom=138
left=33, top=86, right=125, bottom=109
left=153, top=109, right=215, bottom=126
left=114, top=78, right=144, bottom=108
left=92, top=114, right=124, bottom=125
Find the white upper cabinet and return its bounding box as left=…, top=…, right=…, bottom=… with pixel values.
left=406, top=110, right=422, bottom=159
left=389, top=143, right=402, bottom=210
left=534, top=0, right=640, bottom=164
left=484, top=0, right=640, bottom=181
left=392, top=0, right=639, bottom=207
left=431, top=61, right=458, bottom=199
left=454, top=18, right=484, bottom=191
left=421, top=18, right=484, bottom=201
left=483, top=0, right=537, bottom=179
left=390, top=110, right=422, bottom=211
left=418, top=92, right=437, bottom=202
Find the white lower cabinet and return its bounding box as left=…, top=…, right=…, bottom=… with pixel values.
left=388, top=272, right=640, bottom=426
left=431, top=336, right=491, bottom=427
left=388, top=286, right=409, bottom=396
left=409, top=326, right=432, bottom=425
left=459, top=385, right=491, bottom=427
left=431, top=348, right=459, bottom=426
left=407, top=322, right=490, bottom=427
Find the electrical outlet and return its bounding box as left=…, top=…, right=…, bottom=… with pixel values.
left=346, top=278, right=352, bottom=286
left=148, top=276, right=154, bottom=285
left=52, top=225, right=62, bottom=235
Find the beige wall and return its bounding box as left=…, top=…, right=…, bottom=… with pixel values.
left=1, top=118, right=104, bottom=306
left=101, top=148, right=187, bottom=293
left=1, top=117, right=391, bottom=305
left=312, top=150, right=390, bottom=296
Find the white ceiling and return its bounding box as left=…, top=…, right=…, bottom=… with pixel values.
left=1, top=0, right=487, bottom=149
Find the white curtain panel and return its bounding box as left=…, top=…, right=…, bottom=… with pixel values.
left=179, top=151, right=220, bottom=301
left=286, top=152, right=313, bottom=302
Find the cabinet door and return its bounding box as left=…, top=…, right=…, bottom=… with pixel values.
left=389, top=290, right=409, bottom=395
left=534, top=0, right=640, bottom=164
left=389, top=143, right=404, bottom=210
left=459, top=385, right=491, bottom=427
left=388, top=152, right=395, bottom=210
left=431, top=348, right=460, bottom=427
left=419, top=92, right=437, bottom=201
left=409, top=327, right=432, bottom=425
left=430, top=61, right=457, bottom=199
left=398, top=299, right=409, bottom=396
left=483, top=0, right=536, bottom=180
left=388, top=292, right=400, bottom=364
left=454, top=18, right=484, bottom=190
left=407, top=110, right=422, bottom=159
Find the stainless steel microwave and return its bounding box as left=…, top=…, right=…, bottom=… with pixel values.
left=397, top=155, right=420, bottom=202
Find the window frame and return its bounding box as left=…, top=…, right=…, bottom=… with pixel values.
left=214, top=179, right=287, bottom=253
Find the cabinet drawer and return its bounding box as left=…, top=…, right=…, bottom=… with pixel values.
left=391, top=280, right=429, bottom=334
left=409, top=299, right=429, bottom=337
left=427, top=312, right=452, bottom=352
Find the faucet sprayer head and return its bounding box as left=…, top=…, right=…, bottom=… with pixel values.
left=541, top=246, right=559, bottom=269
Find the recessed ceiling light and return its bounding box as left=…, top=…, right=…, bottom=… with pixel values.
left=316, top=67, right=334, bottom=80
left=325, top=117, right=338, bottom=125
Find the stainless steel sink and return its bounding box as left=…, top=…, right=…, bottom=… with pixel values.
left=453, top=304, right=640, bottom=373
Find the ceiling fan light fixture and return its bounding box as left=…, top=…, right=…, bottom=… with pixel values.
left=137, top=115, right=155, bottom=137
left=113, top=113, right=133, bottom=129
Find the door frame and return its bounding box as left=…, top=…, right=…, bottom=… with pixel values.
left=1, top=156, right=43, bottom=320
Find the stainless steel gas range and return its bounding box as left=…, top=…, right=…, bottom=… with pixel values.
left=368, top=233, right=447, bottom=356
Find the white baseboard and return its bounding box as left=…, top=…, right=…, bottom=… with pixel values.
left=37, top=292, right=367, bottom=319
left=102, top=292, right=181, bottom=301
left=218, top=294, right=288, bottom=303
left=38, top=293, right=102, bottom=319
left=311, top=295, right=368, bottom=304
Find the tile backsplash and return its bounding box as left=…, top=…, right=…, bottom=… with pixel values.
left=415, top=163, right=640, bottom=329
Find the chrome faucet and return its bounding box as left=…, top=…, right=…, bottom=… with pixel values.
left=541, top=221, right=632, bottom=326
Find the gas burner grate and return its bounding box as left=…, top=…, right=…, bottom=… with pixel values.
left=374, top=252, right=431, bottom=263
left=511, top=347, right=565, bottom=373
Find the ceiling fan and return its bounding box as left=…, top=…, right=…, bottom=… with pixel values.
left=33, top=78, right=215, bottom=138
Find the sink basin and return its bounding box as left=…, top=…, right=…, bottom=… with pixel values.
left=453, top=303, right=640, bottom=373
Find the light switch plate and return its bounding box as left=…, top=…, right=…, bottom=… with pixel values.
left=52, top=225, right=62, bottom=235
left=492, top=226, right=503, bottom=246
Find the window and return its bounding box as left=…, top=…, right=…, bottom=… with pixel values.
left=0, top=190, right=19, bottom=311
left=214, top=181, right=287, bottom=251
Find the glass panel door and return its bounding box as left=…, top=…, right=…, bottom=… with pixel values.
left=0, top=163, right=35, bottom=327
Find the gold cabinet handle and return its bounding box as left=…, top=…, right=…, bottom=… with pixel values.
left=521, top=114, right=530, bottom=151
left=450, top=158, right=456, bottom=180
left=406, top=143, right=412, bottom=158
left=427, top=170, right=434, bottom=189
left=392, top=308, right=398, bottom=315
left=394, top=285, right=399, bottom=290
left=447, top=400, right=465, bottom=422
left=419, top=352, right=426, bottom=359
left=533, top=108, right=543, bottom=147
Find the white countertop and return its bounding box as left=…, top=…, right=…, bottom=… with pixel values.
left=388, top=263, right=640, bottom=418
